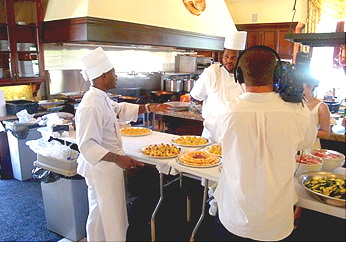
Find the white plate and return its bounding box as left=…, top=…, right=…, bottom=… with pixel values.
left=164, top=101, right=190, bottom=108
left=176, top=156, right=222, bottom=168
left=138, top=144, right=183, bottom=159
left=120, top=127, right=152, bottom=137
left=204, top=143, right=222, bottom=157
left=172, top=136, right=211, bottom=147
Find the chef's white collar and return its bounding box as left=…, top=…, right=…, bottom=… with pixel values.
left=90, top=86, right=109, bottom=98
left=221, top=65, right=233, bottom=77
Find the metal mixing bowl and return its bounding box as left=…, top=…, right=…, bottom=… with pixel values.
left=297, top=171, right=346, bottom=207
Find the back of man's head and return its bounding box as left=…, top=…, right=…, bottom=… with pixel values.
left=239, top=47, right=277, bottom=86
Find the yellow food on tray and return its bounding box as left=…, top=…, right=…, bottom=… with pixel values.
left=141, top=144, right=182, bottom=158
left=173, top=136, right=208, bottom=146
left=206, top=144, right=222, bottom=156
left=120, top=127, right=151, bottom=136
left=178, top=151, right=220, bottom=166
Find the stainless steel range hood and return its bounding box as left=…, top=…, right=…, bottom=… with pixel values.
left=42, top=0, right=237, bottom=51
left=285, top=32, right=346, bottom=47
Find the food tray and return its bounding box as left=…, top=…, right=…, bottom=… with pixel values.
left=295, top=154, right=323, bottom=176
left=36, top=154, right=77, bottom=177
left=120, top=127, right=152, bottom=137
left=176, top=156, right=222, bottom=168
left=38, top=99, right=65, bottom=108
left=310, top=149, right=345, bottom=171
left=204, top=143, right=222, bottom=157
left=172, top=136, right=210, bottom=147
left=138, top=144, right=183, bottom=159
left=297, top=171, right=346, bottom=207
left=6, top=100, right=39, bottom=115
left=164, top=101, right=190, bottom=111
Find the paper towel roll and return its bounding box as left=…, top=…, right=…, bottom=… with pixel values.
left=0, top=89, right=6, bottom=117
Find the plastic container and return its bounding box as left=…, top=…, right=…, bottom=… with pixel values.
left=36, top=154, right=77, bottom=177
left=6, top=100, right=39, bottom=115
left=41, top=177, right=89, bottom=241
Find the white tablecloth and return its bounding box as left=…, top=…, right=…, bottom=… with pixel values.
left=40, top=127, right=346, bottom=219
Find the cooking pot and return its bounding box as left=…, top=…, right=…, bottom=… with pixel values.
left=150, top=91, right=174, bottom=103
left=165, top=79, right=183, bottom=93
left=324, top=100, right=343, bottom=113
left=183, top=78, right=195, bottom=92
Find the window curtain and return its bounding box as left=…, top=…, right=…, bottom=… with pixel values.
left=306, top=0, right=346, bottom=33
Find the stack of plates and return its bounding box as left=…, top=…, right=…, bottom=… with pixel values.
left=19, top=61, right=35, bottom=77
left=0, top=40, right=9, bottom=51
left=17, top=43, right=36, bottom=52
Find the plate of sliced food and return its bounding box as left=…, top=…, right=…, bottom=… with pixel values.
left=310, top=149, right=345, bottom=171
left=298, top=172, right=346, bottom=207
left=176, top=151, right=221, bottom=168
left=139, top=143, right=183, bottom=158
left=172, top=135, right=210, bottom=147
left=120, top=127, right=152, bottom=137
left=204, top=143, right=222, bottom=157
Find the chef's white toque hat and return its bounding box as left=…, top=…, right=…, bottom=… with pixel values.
left=223, top=30, right=247, bottom=51
left=79, top=47, right=114, bottom=81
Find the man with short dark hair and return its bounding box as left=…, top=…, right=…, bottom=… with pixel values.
left=204, top=46, right=317, bottom=241
left=76, top=47, right=172, bottom=242
left=190, top=30, right=247, bottom=142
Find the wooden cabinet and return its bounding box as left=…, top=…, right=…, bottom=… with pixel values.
left=0, top=0, right=44, bottom=87
left=236, top=22, right=305, bottom=62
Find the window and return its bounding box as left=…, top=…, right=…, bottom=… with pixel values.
left=310, top=15, right=346, bottom=104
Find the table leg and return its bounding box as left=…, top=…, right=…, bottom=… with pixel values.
left=158, top=115, right=165, bottom=132
left=190, top=178, right=208, bottom=242
left=152, top=112, right=156, bottom=130
left=151, top=172, right=164, bottom=242
left=179, top=173, right=191, bottom=222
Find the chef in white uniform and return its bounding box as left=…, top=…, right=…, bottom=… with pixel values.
left=204, top=46, right=318, bottom=241
left=76, top=47, right=172, bottom=242
left=190, top=30, right=247, bottom=141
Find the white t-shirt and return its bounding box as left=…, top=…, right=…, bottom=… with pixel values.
left=204, top=92, right=317, bottom=241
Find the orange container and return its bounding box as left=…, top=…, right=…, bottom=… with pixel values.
left=180, top=94, right=191, bottom=102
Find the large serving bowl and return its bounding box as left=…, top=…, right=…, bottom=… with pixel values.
left=297, top=172, right=346, bottom=207
left=295, top=154, right=323, bottom=176
left=311, top=149, right=345, bottom=171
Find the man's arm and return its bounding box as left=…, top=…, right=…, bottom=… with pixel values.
left=76, top=106, right=110, bottom=166
left=101, top=152, right=144, bottom=169
left=138, top=103, right=173, bottom=115
left=190, top=67, right=211, bottom=101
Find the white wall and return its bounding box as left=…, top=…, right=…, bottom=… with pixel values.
left=44, top=45, right=181, bottom=72
left=44, top=0, right=236, bottom=37
left=225, top=0, right=307, bottom=24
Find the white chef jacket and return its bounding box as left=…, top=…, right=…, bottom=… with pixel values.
left=190, top=64, right=244, bottom=140
left=75, top=86, right=139, bottom=242
left=204, top=92, right=317, bottom=241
